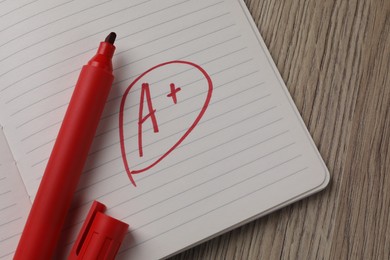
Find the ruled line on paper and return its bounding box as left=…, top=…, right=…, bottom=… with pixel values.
left=64, top=59, right=258, bottom=174
left=0, top=0, right=74, bottom=33
left=118, top=4, right=225, bottom=58
left=75, top=106, right=279, bottom=199
left=0, top=0, right=39, bottom=19
left=65, top=122, right=286, bottom=231
left=89, top=81, right=266, bottom=157
left=0, top=148, right=30, bottom=257
left=104, top=34, right=242, bottom=105
left=110, top=129, right=289, bottom=210
left=19, top=34, right=243, bottom=142
left=0, top=251, right=13, bottom=259
left=0, top=0, right=187, bottom=93
left=86, top=97, right=275, bottom=187
left=102, top=50, right=250, bottom=125
left=26, top=56, right=253, bottom=161
left=31, top=78, right=256, bottom=170
left=0, top=0, right=112, bottom=48
left=148, top=48, right=246, bottom=88
left=3, top=0, right=223, bottom=81
left=69, top=153, right=302, bottom=250
left=0, top=203, right=16, bottom=212
left=92, top=53, right=253, bottom=137
left=0, top=232, right=20, bottom=243
left=0, top=0, right=158, bottom=63
left=25, top=53, right=250, bottom=157
left=99, top=66, right=253, bottom=139
left=20, top=120, right=61, bottom=142
left=7, top=21, right=235, bottom=114
left=15, top=22, right=238, bottom=130
left=0, top=216, right=21, bottom=227
left=8, top=11, right=232, bottom=115
left=113, top=17, right=233, bottom=70
left=1, top=0, right=211, bottom=82
left=114, top=27, right=238, bottom=73
left=72, top=99, right=273, bottom=201
left=0, top=190, right=11, bottom=196
left=65, top=107, right=278, bottom=214
left=6, top=23, right=240, bottom=116
left=125, top=146, right=299, bottom=228
left=15, top=102, right=66, bottom=130
left=10, top=87, right=73, bottom=117
left=120, top=166, right=307, bottom=252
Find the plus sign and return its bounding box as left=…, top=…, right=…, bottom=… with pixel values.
left=167, top=83, right=181, bottom=104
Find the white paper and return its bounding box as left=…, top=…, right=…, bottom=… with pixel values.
left=0, top=130, right=31, bottom=260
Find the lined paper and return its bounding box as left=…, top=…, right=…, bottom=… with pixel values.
left=0, top=128, right=13, bottom=164
left=0, top=0, right=329, bottom=259
left=0, top=130, right=31, bottom=260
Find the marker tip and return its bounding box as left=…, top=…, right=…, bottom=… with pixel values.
left=105, top=32, right=116, bottom=44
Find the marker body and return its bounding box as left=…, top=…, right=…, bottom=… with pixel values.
left=14, top=41, right=115, bottom=259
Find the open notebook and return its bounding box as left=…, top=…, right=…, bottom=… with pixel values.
left=0, top=0, right=330, bottom=259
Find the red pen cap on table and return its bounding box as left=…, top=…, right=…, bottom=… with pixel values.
left=69, top=201, right=129, bottom=260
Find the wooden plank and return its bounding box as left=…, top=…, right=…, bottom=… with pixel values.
left=330, top=0, right=390, bottom=258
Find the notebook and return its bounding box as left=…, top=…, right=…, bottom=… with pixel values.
left=0, top=0, right=330, bottom=259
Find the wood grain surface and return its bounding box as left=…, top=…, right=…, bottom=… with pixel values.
left=169, top=0, right=390, bottom=259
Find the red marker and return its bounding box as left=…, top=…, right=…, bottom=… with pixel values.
left=14, top=32, right=126, bottom=259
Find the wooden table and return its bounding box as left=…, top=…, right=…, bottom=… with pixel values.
left=170, top=0, right=390, bottom=259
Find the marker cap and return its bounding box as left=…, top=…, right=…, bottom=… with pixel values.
left=69, top=201, right=129, bottom=260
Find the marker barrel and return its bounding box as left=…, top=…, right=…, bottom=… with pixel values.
left=14, top=41, right=115, bottom=259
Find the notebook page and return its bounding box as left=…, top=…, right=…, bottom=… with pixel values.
left=0, top=0, right=329, bottom=259
left=0, top=128, right=14, bottom=164
left=0, top=130, right=31, bottom=260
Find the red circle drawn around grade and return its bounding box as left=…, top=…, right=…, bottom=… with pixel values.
left=119, top=61, right=213, bottom=186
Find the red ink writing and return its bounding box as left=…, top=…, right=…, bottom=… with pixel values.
left=119, top=61, right=213, bottom=187
left=166, top=83, right=181, bottom=104
left=138, top=83, right=159, bottom=157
